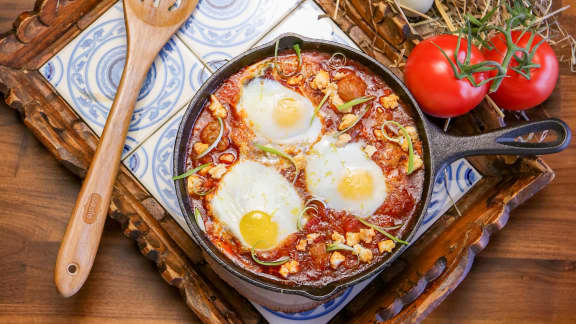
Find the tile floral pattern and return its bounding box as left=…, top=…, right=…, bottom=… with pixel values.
left=40, top=2, right=207, bottom=157
left=41, top=0, right=482, bottom=322
left=177, top=0, right=302, bottom=65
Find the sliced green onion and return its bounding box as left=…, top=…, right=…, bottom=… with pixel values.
left=192, top=187, right=214, bottom=196
left=305, top=197, right=327, bottom=209
left=327, top=52, right=347, bottom=70
left=254, top=143, right=299, bottom=182
left=337, top=95, right=374, bottom=112
left=297, top=206, right=317, bottom=231
left=274, top=39, right=302, bottom=78
left=172, top=162, right=212, bottom=180
left=336, top=104, right=370, bottom=136
left=356, top=217, right=409, bottom=245
left=326, top=242, right=354, bottom=252
left=196, top=116, right=224, bottom=159
left=194, top=207, right=206, bottom=231
left=310, top=92, right=330, bottom=126
left=251, top=247, right=290, bottom=266
left=381, top=120, right=415, bottom=175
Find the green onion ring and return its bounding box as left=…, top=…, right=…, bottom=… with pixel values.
left=310, top=91, right=330, bottom=126
left=336, top=95, right=374, bottom=112
left=380, top=120, right=415, bottom=175
left=251, top=241, right=290, bottom=266
left=194, top=207, right=206, bottom=232
left=297, top=206, right=317, bottom=231
left=172, top=162, right=212, bottom=180
left=327, top=52, right=347, bottom=70
left=196, top=116, right=224, bottom=160
left=326, top=242, right=354, bottom=252
left=254, top=143, right=299, bottom=182
left=356, top=217, right=409, bottom=245
left=305, top=197, right=327, bottom=209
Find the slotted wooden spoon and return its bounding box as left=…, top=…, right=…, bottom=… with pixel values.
left=55, top=0, right=198, bottom=297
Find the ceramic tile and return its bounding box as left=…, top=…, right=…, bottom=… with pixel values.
left=256, top=0, right=359, bottom=49
left=177, top=0, right=302, bottom=68
left=124, top=109, right=192, bottom=233
left=40, top=1, right=209, bottom=157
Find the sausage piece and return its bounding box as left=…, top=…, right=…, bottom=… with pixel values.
left=200, top=121, right=229, bottom=151
left=337, top=73, right=367, bottom=102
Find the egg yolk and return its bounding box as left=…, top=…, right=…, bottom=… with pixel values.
left=239, top=210, right=279, bottom=250
left=337, top=169, right=374, bottom=200
left=274, top=97, right=302, bottom=128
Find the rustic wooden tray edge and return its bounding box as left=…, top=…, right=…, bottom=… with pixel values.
left=0, top=1, right=556, bottom=323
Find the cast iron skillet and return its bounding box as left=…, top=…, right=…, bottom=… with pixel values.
left=173, top=33, right=571, bottom=301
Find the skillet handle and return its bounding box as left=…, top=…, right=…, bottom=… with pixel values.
left=430, top=118, right=572, bottom=173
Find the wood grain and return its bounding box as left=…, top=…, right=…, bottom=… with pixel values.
left=0, top=1, right=574, bottom=324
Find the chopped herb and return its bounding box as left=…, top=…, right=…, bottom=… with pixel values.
left=196, top=116, right=224, bottom=159
left=381, top=120, right=415, bottom=175
left=311, top=92, right=330, bottom=126
left=326, top=242, right=354, bottom=252
left=337, top=95, right=374, bottom=112
left=172, top=162, right=212, bottom=180
left=251, top=247, right=290, bottom=266
left=254, top=143, right=299, bottom=182
left=356, top=217, right=409, bottom=245
left=336, top=104, right=370, bottom=136
left=194, top=207, right=205, bottom=231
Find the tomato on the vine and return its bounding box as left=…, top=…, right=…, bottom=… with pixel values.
left=483, top=31, right=559, bottom=111
left=404, top=34, right=489, bottom=118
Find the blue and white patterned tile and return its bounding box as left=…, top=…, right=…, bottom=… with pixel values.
left=256, top=0, right=358, bottom=50
left=40, top=1, right=208, bottom=157
left=253, top=158, right=481, bottom=324
left=177, top=0, right=302, bottom=68
left=124, top=108, right=194, bottom=233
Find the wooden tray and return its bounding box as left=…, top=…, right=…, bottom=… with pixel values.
left=0, top=0, right=558, bottom=322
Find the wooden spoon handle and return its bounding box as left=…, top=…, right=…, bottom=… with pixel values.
left=55, top=58, right=149, bottom=297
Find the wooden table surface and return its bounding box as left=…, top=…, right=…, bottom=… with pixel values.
left=1, top=1, right=575, bottom=323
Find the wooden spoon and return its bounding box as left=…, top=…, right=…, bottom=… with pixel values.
left=55, top=0, right=198, bottom=297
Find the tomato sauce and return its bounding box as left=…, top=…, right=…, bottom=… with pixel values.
left=184, top=50, right=424, bottom=286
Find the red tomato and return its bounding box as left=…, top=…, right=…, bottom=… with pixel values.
left=483, top=31, right=559, bottom=111
left=404, top=35, right=489, bottom=118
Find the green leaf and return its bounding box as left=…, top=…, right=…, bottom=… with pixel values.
left=336, top=103, right=371, bottom=136
left=254, top=143, right=299, bottom=182
left=311, top=92, right=330, bottom=125
left=297, top=206, right=317, bottom=231
left=172, top=163, right=212, bottom=180
left=251, top=247, right=290, bottom=266
left=356, top=217, right=408, bottom=245
left=326, top=242, right=354, bottom=252
left=194, top=208, right=206, bottom=231
left=337, top=96, right=374, bottom=112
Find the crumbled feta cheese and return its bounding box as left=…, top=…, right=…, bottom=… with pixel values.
left=346, top=232, right=360, bottom=246
left=279, top=260, right=299, bottom=278
left=208, top=94, right=227, bottom=118
left=363, top=145, right=377, bottom=158
left=332, top=231, right=345, bottom=244
left=409, top=154, right=424, bottom=172
left=296, top=239, right=307, bottom=251
left=218, top=153, right=235, bottom=164
left=379, top=93, right=399, bottom=109
left=360, top=228, right=376, bottom=243
left=311, top=70, right=330, bottom=90
left=193, top=142, right=209, bottom=156
left=287, top=74, right=303, bottom=85
left=378, top=240, right=396, bottom=253
left=306, top=233, right=320, bottom=244
left=186, top=175, right=203, bottom=195
left=339, top=114, right=357, bottom=131
left=293, top=153, right=306, bottom=170
left=330, top=252, right=346, bottom=269
left=353, top=244, right=373, bottom=263
left=208, top=163, right=227, bottom=179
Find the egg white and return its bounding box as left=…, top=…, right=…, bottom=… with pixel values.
left=237, top=78, right=322, bottom=146
left=210, top=160, right=303, bottom=249
left=305, top=135, right=388, bottom=217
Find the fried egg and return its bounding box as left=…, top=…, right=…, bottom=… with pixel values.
left=305, top=135, right=388, bottom=217
left=237, top=78, right=322, bottom=146
left=210, top=160, right=303, bottom=250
